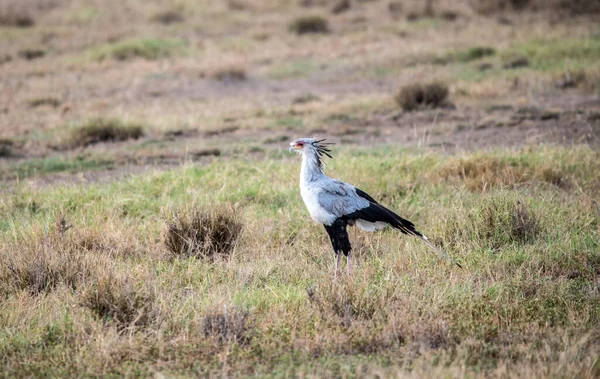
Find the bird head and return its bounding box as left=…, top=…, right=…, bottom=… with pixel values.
left=289, top=138, right=334, bottom=158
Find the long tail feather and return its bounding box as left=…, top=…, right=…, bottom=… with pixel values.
left=419, top=234, right=462, bottom=268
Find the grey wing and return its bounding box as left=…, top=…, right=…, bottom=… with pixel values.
left=317, top=179, right=370, bottom=219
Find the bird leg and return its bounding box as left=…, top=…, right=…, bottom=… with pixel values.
left=346, top=251, right=351, bottom=277
left=324, top=219, right=350, bottom=280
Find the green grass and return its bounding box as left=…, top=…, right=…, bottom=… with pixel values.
left=264, top=59, right=323, bottom=79
left=90, top=38, right=186, bottom=61
left=0, top=145, right=599, bottom=376
left=505, top=36, right=600, bottom=71
left=0, top=156, right=114, bottom=180
left=455, top=36, right=600, bottom=82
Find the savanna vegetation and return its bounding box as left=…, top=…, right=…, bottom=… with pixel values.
left=1, top=0, right=599, bottom=377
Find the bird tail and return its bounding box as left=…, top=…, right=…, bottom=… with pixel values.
left=418, top=234, right=462, bottom=269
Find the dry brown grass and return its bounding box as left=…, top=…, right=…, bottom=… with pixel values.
left=0, top=230, right=97, bottom=295
left=81, top=271, right=157, bottom=332
left=0, top=147, right=598, bottom=376
left=395, top=82, right=450, bottom=111
left=1, top=0, right=599, bottom=376
left=436, top=155, right=570, bottom=191
left=164, top=204, right=243, bottom=260
left=203, top=306, right=252, bottom=344
left=436, top=194, right=541, bottom=252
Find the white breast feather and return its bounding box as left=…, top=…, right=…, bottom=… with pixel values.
left=301, top=186, right=337, bottom=225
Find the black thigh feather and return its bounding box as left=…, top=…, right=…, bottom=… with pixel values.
left=324, top=218, right=352, bottom=256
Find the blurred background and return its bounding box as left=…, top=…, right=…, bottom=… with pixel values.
left=0, top=0, right=599, bottom=182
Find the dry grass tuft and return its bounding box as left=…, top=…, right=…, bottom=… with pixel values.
left=27, top=96, right=61, bottom=108
left=81, top=272, right=157, bottom=332
left=470, top=0, right=600, bottom=14
left=289, top=15, right=329, bottom=35
left=210, top=65, right=247, bottom=82
left=469, top=0, right=529, bottom=13
left=0, top=5, right=34, bottom=27
left=164, top=204, right=243, bottom=260
left=331, top=0, right=351, bottom=14
left=395, top=82, right=450, bottom=111
left=436, top=155, right=570, bottom=191
left=439, top=156, right=527, bottom=190
left=480, top=198, right=540, bottom=248
left=92, top=38, right=184, bottom=61
left=307, top=281, right=393, bottom=325
left=150, top=10, right=184, bottom=24
left=203, top=306, right=251, bottom=344
left=0, top=138, right=15, bottom=157
left=554, top=69, right=587, bottom=89
left=0, top=232, right=95, bottom=295
left=18, top=48, right=45, bottom=60
left=441, top=195, right=541, bottom=250
left=461, top=46, right=496, bottom=62
left=69, top=118, right=144, bottom=148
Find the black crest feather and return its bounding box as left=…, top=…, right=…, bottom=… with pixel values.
left=312, top=138, right=334, bottom=160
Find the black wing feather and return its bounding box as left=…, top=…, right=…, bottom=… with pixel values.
left=354, top=188, right=379, bottom=204
left=352, top=187, right=460, bottom=268
left=344, top=192, right=422, bottom=237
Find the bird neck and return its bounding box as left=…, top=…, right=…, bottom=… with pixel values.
left=300, top=151, right=325, bottom=184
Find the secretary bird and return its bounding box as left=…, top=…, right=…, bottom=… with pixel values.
left=289, top=137, right=460, bottom=278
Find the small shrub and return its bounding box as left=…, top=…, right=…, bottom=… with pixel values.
left=437, top=155, right=571, bottom=191
left=395, top=82, right=449, bottom=111
left=307, top=281, right=394, bottom=325
left=164, top=204, right=243, bottom=260
left=481, top=198, right=540, bottom=248
left=331, top=0, right=351, bottom=14
left=92, top=38, right=184, bottom=61
left=0, top=138, right=14, bottom=157
left=1, top=232, right=95, bottom=295
left=289, top=15, right=329, bottom=35
left=0, top=54, right=12, bottom=65
left=0, top=6, right=34, bottom=27
left=503, top=56, right=529, bottom=69
left=470, top=0, right=600, bottom=14
left=69, top=118, right=144, bottom=148
left=18, top=48, right=45, bottom=60
left=440, top=195, right=541, bottom=250
left=27, top=96, right=61, bottom=108
left=82, top=273, right=157, bottom=332
left=203, top=306, right=251, bottom=344
left=292, top=93, right=320, bottom=104
left=438, top=156, right=526, bottom=191
left=460, top=46, right=496, bottom=62
left=150, top=10, right=184, bottom=24
left=388, top=2, right=403, bottom=18
left=560, top=0, right=600, bottom=14
left=555, top=69, right=587, bottom=89
left=210, top=65, right=247, bottom=82
left=469, top=0, right=529, bottom=14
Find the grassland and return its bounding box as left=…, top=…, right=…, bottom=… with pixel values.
left=1, top=0, right=599, bottom=377
left=1, top=146, right=600, bottom=377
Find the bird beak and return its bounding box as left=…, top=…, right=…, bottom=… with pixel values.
left=289, top=143, right=296, bottom=153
